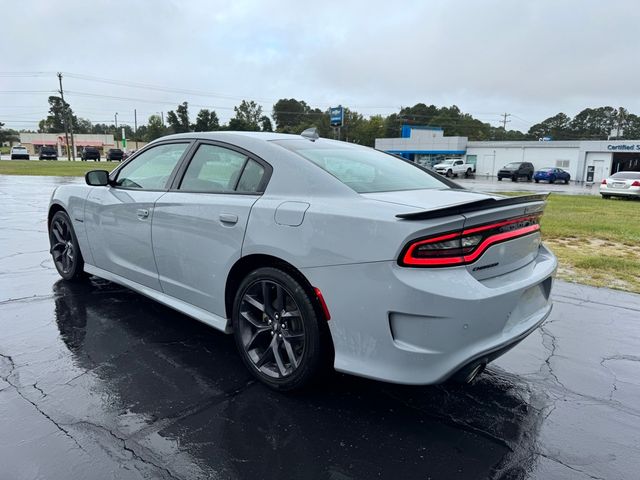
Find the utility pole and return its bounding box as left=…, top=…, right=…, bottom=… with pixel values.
left=114, top=113, right=118, bottom=149
left=501, top=112, right=511, bottom=130
left=57, top=73, right=72, bottom=161
left=134, top=109, right=138, bottom=150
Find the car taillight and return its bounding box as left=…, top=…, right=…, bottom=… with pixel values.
left=632, top=181, right=640, bottom=187
left=601, top=179, right=607, bottom=185
left=400, top=214, right=542, bottom=267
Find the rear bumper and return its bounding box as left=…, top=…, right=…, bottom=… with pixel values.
left=11, top=155, right=30, bottom=160
left=302, top=244, right=557, bottom=385
left=599, top=185, right=640, bottom=197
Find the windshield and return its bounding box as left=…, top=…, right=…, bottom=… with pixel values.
left=13, top=147, right=27, bottom=151
left=274, top=140, right=449, bottom=193
left=503, top=163, right=522, bottom=169
left=440, top=160, right=454, bottom=165
left=611, top=171, right=640, bottom=180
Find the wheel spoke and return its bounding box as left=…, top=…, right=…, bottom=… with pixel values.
left=272, top=340, right=287, bottom=376
left=283, top=331, right=304, bottom=340
left=245, top=327, right=270, bottom=351
left=52, top=224, right=64, bottom=243
left=262, top=282, right=273, bottom=315
left=274, top=284, right=285, bottom=312
left=52, top=248, right=64, bottom=262
left=243, top=295, right=265, bottom=313
left=282, top=337, right=298, bottom=369
left=240, top=309, right=265, bottom=329
left=255, top=336, right=276, bottom=368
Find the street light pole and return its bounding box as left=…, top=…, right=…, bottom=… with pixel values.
left=114, top=113, right=119, bottom=149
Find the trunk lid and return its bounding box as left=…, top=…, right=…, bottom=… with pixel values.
left=375, top=190, right=548, bottom=280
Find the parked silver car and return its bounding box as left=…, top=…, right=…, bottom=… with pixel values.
left=600, top=171, right=640, bottom=199
left=48, top=131, right=557, bottom=390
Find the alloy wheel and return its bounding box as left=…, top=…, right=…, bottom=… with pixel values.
left=238, top=280, right=306, bottom=378
left=50, top=217, right=75, bottom=275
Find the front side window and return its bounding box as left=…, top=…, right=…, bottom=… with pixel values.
left=115, top=143, right=188, bottom=190
left=179, top=144, right=266, bottom=193
left=274, top=140, right=448, bottom=193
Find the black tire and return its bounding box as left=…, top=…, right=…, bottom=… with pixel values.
left=232, top=267, right=329, bottom=391
left=564, top=178, right=569, bottom=184
left=465, top=168, right=472, bottom=178
left=497, top=177, right=502, bottom=181
left=511, top=175, right=517, bottom=182
left=527, top=174, right=532, bottom=182
left=446, top=169, right=453, bottom=178
left=48, top=210, right=87, bottom=281
left=549, top=176, right=556, bottom=184
left=535, top=179, right=540, bottom=183
left=602, top=195, right=611, bottom=199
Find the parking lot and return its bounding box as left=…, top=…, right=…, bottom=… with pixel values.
left=1, top=175, right=639, bottom=480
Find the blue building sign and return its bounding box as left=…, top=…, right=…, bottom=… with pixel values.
left=330, top=105, right=344, bottom=127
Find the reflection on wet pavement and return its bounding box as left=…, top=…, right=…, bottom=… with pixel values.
left=1, top=175, right=639, bottom=479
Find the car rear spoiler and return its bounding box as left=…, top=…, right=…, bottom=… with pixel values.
left=396, top=193, right=549, bottom=220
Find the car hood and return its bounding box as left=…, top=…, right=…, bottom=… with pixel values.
left=433, top=163, right=453, bottom=168
left=361, top=188, right=499, bottom=210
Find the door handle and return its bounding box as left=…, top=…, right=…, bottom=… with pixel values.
left=219, top=213, right=238, bottom=225
left=137, top=208, right=150, bottom=219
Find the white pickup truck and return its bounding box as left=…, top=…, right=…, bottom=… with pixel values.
left=433, top=158, right=474, bottom=178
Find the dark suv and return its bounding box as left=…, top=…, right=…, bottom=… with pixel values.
left=81, top=147, right=101, bottom=161
left=106, top=148, right=124, bottom=161
left=497, top=162, right=534, bottom=182
left=39, top=146, right=58, bottom=160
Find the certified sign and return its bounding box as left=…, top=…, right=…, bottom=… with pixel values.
left=330, top=106, right=344, bottom=127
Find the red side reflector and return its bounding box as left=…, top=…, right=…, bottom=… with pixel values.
left=632, top=181, right=640, bottom=187
left=314, top=287, right=331, bottom=321
left=601, top=179, right=607, bottom=185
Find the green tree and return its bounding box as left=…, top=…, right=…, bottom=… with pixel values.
left=569, top=107, right=617, bottom=139
left=38, top=96, right=77, bottom=133
left=75, top=118, right=93, bottom=134
left=260, top=115, right=273, bottom=132
left=231, top=100, right=263, bottom=131
left=528, top=113, right=572, bottom=140
left=166, top=102, right=191, bottom=133
left=272, top=98, right=310, bottom=131
left=145, top=114, right=167, bottom=141
left=192, top=109, right=220, bottom=132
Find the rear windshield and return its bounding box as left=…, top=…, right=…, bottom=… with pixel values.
left=611, top=171, right=640, bottom=180
left=274, top=140, right=449, bottom=193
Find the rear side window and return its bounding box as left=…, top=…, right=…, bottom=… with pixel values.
left=179, top=144, right=266, bottom=193
left=274, top=140, right=448, bottom=193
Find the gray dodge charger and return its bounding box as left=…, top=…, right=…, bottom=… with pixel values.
left=48, top=130, right=557, bottom=390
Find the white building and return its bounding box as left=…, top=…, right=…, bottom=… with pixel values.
left=375, top=125, right=640, bottom=184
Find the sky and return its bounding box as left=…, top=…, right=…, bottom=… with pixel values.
left=1, top=0, right=639, bottom=133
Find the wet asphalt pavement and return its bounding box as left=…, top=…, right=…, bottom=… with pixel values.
left=1, top=175, right=639, bottom=480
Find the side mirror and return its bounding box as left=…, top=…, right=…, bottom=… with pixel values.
left=85, top=170, right=111, bottom=186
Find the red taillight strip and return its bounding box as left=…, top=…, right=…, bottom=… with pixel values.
left=462, top=215, right=540, bottom=235
left=401, top=215, right=541, bottom=267
left=314, top=287, right=331, bottom=321
left=402, top=231, right=463, bottom=261
left=462, top=224, right=540, bottom=263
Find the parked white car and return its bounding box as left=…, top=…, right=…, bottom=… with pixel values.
left=434, top=158, right=474, bottom=178
left=10, top=145, right=30, bottom=160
